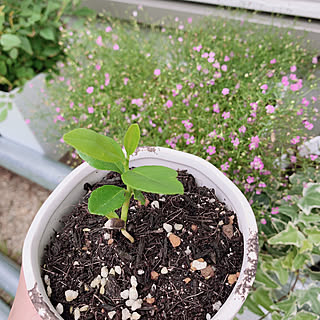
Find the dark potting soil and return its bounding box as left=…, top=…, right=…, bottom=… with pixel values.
left=42, top=170, right=244, bottom=320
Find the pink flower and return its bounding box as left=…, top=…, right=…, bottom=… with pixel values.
left=281, top=76, right=289, bottom=86
left=291, top=156, right=297, bottom=163
left=88, top=107, right=94, bottom=114
left=238, top=125, right=246, bottom=134
left=224, top=55, right=230, bottom=62
left=231, top=137, right=239, bottom=148
left=312, top=56, right=318, bottom=64
left=222, top=111, right=230, bottom=119
left=297, top=108, right=303, bottom=116
left=154, top=69, right=161, bottom=76
left=310, top=154, right=318, bottom=161
left=246, top=176, right=255, bottom=184
left=304, top=121, right=314, bottom=130
left=188, top=17, right=193, bottom=24
left=113, top=44, right=119, bottom=50
left=206, top=145, right=216, bottom=155
left=96, top=36, right=103, bottom=46
left=193, top=44, right=202, bottom=52
left=221, top=162, right=230, bottom=171
left=260, top=218, right=267, bottom=225
left=290, top=136, right=300, bottom=145
left=222, top=88, right=229, bottom=95
left=211, top=103, right=219, bottom=113
left=302, top=98, right=310, bottom=107
left=197, top=65, right=202, bottom=71
left=221, top=64, right=228, bottom=72
left=249, top=136, right=260, bottom=150
left=25, top=118, right=30, bottom=124
left=250, top=156, right=264, bottom=171
left=290, top=65, right=297, bottom=72
left=182, top=119, right=193, bottom=131
left=260, top=84, right=268, bottom=90
left=258, top=182, right=266, bottom=188
left=95, top=64, right=101, bottom=71
left=266, top=105, right=275, bottom=114
left=270, top=59, right=277, bottom=64
left=176, top=84, right=182, bottom=90
left=105, top=26, right=112, bottom=32
left=271, top=207, right=279, bottom=215
left=186, top=136, right=195, bottom=145
left=124, top=77, right=129, bottom=85
left=70, top=102, right=74, bottom=109
left=86, top=86, right=94, bottom=94
left=290, top=74, right=297, bottom=81
left=166, top=100, right=173, bottom=108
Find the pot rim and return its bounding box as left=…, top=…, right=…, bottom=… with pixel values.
left=23, top=146, right=258, bottom=320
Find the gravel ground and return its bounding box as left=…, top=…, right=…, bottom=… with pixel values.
left=0, top=167, right=50, bottom=264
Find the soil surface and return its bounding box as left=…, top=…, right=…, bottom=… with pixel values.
left=42, top=171, right=244, bottom=320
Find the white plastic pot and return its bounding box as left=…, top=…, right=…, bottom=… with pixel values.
left=9, top=147, right=258, bottom=320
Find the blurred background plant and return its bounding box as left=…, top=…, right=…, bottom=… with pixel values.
left=45, top=13, right=320, bottom=318
left=0, top=0, right=94, bottom=93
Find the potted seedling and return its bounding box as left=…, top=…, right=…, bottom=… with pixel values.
left=9, top=124, right=258, bottom=320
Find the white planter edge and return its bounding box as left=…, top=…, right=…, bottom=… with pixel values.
left=22, top=146, right=259, bottom=320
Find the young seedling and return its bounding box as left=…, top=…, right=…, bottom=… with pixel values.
left=63, top=124, right=184, bottom=242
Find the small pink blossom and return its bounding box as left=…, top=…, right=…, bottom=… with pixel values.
left=224, top=55, right=230, bottom=62
left=271, top=207, right=279, bottom=215
left=250, top=156, right=264, bottom=171
left=297, top=108, right=303, bottom=116
left=270, top=58, right=277, bottom=64
left=55, top=107, right=60, bottom=113
left=266, top=105, right=275, bottom=114
left=290, top=65, right=297, bottom=72
left=166, top=100, right=173, bottom=108
left=290, top=74, right=297, bottom=81
left=304, top=121, right=314, bottom=130
left=222, top=88, right=229, bottom=95
left=206, top=145, right=216, bottom=155
left=221, top=64, right=228, bottom=72
left=124, top=77, right=129, bottom=85
left=246, top=176, right=255, bottom=184
left=96, top=36, right=103, bottom=46
left=176, top=84, right=182, bottom=90
left=86, top=86, right=94, bottom=94
left=88, top=107, right=94, bottom=114
left=291, top=156, right=297, bottom=163
left=193, top=44, right=202, bottom=52
left=105, top=26, right=112, bottom=32
left=188, top=17, right=192, bottom=24
left=260, top=84, right=268, bottom=90
left=221, top=162, right=230, bottom=171
left=302, top=98, right=309, bottom=107
left=239, top=125, right=246, bottom=134
left=260, top=218, right=267, bottom=225
left=310, top=154, right=318, bottom=161
left=186, top=135, right=195, bottom=145
left=70, top=102, right=74, bottom=109
left=312, top=56, right=318, bottom=64
left=95, top=64, right=101, bottom=71
left=249, top=136, right=260, bottom=150
left=222, top=111, right=230, bottom=119
left=25, top=118, right=30, bottom=124
left=154, top=69, right=161, bottom=76
left=281, top=76, right=289, bottom=86
left=113, top=44, right=119, bottom=50
left=258, top=182, right=266, bottom=188
left=290, top=136, right=300, bottom=145
left=231, top=137, right=240, bottom=148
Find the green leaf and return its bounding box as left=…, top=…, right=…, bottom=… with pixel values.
left=271, top=312, right=282, bottom=320
left=272, top=295, right=297, bottom=316
left=292, top=311, right=318, bottom=320
left=0, top=102, right=5, bottom=108
left=63, top=129, right=125, bottom=163
left=7, top=102, right=12, bottom=110
left=19, top=36, right=33, bottom=55
left=78, top=151, right=124, bottom=174
left=299, top=213, right=320, bottom=225
left=305, top=227, right=320, bottom=245
left=72, top=7, right=96, bottom=16
left=278, top=205, right=298, bottom=221
left=122, top=166, right=184, bottom=195
left=42, top=46, right=61, bottom=57
left=0, top=108, right=8, bottom=122
left=88, top=185, right=126, bottom=216
left=124, top=123, right=140, bottom=156
left=296, top=286, right=320, bottom=314
left=268, top=222, right=305, bottom=247
left=273, top=260, right=289, bottom=285
left=298, top=183, right=320, bottom=215
left=244, top=295, right=265, bottom=316
left=0, top=34, right=21, bottom=50
left=9, top=48, right=18, bottom=60
left=255, top=268, right=279, bottom=288
left=0, top=61, right=7, bottom=75
left=103, top=211, right=120, bottom=220
left=299, top=239, right=313, bottom=253
left=39, top=28, right=55, bottom=41
left=253, top=287, right=274, bottom=311
left=293, top=253, right=310, bottom=270
left=133, top=189, right=145, bottom=205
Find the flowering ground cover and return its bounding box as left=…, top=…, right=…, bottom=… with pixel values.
left=45, top=12, right=320, bottom=319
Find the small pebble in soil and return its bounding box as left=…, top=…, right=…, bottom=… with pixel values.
left=160, top=267, right=168, bottom=274
left=56, top=303, right=63, bottom=315
left=65, top=290, right=78, bottom=302
left=163, top=223, right=172, bottom=233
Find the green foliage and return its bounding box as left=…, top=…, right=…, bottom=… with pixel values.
left=0, top=0, right=94, bottom=92
left=63, top=124, right=184, bottom=242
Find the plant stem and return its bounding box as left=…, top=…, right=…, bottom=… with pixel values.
left=121, top=229, right=134, bottom=243
left=121, top=187, right=132, bottom=223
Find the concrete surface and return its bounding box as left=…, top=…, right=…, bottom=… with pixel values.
left=0, top=167, right=50, bottom=264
